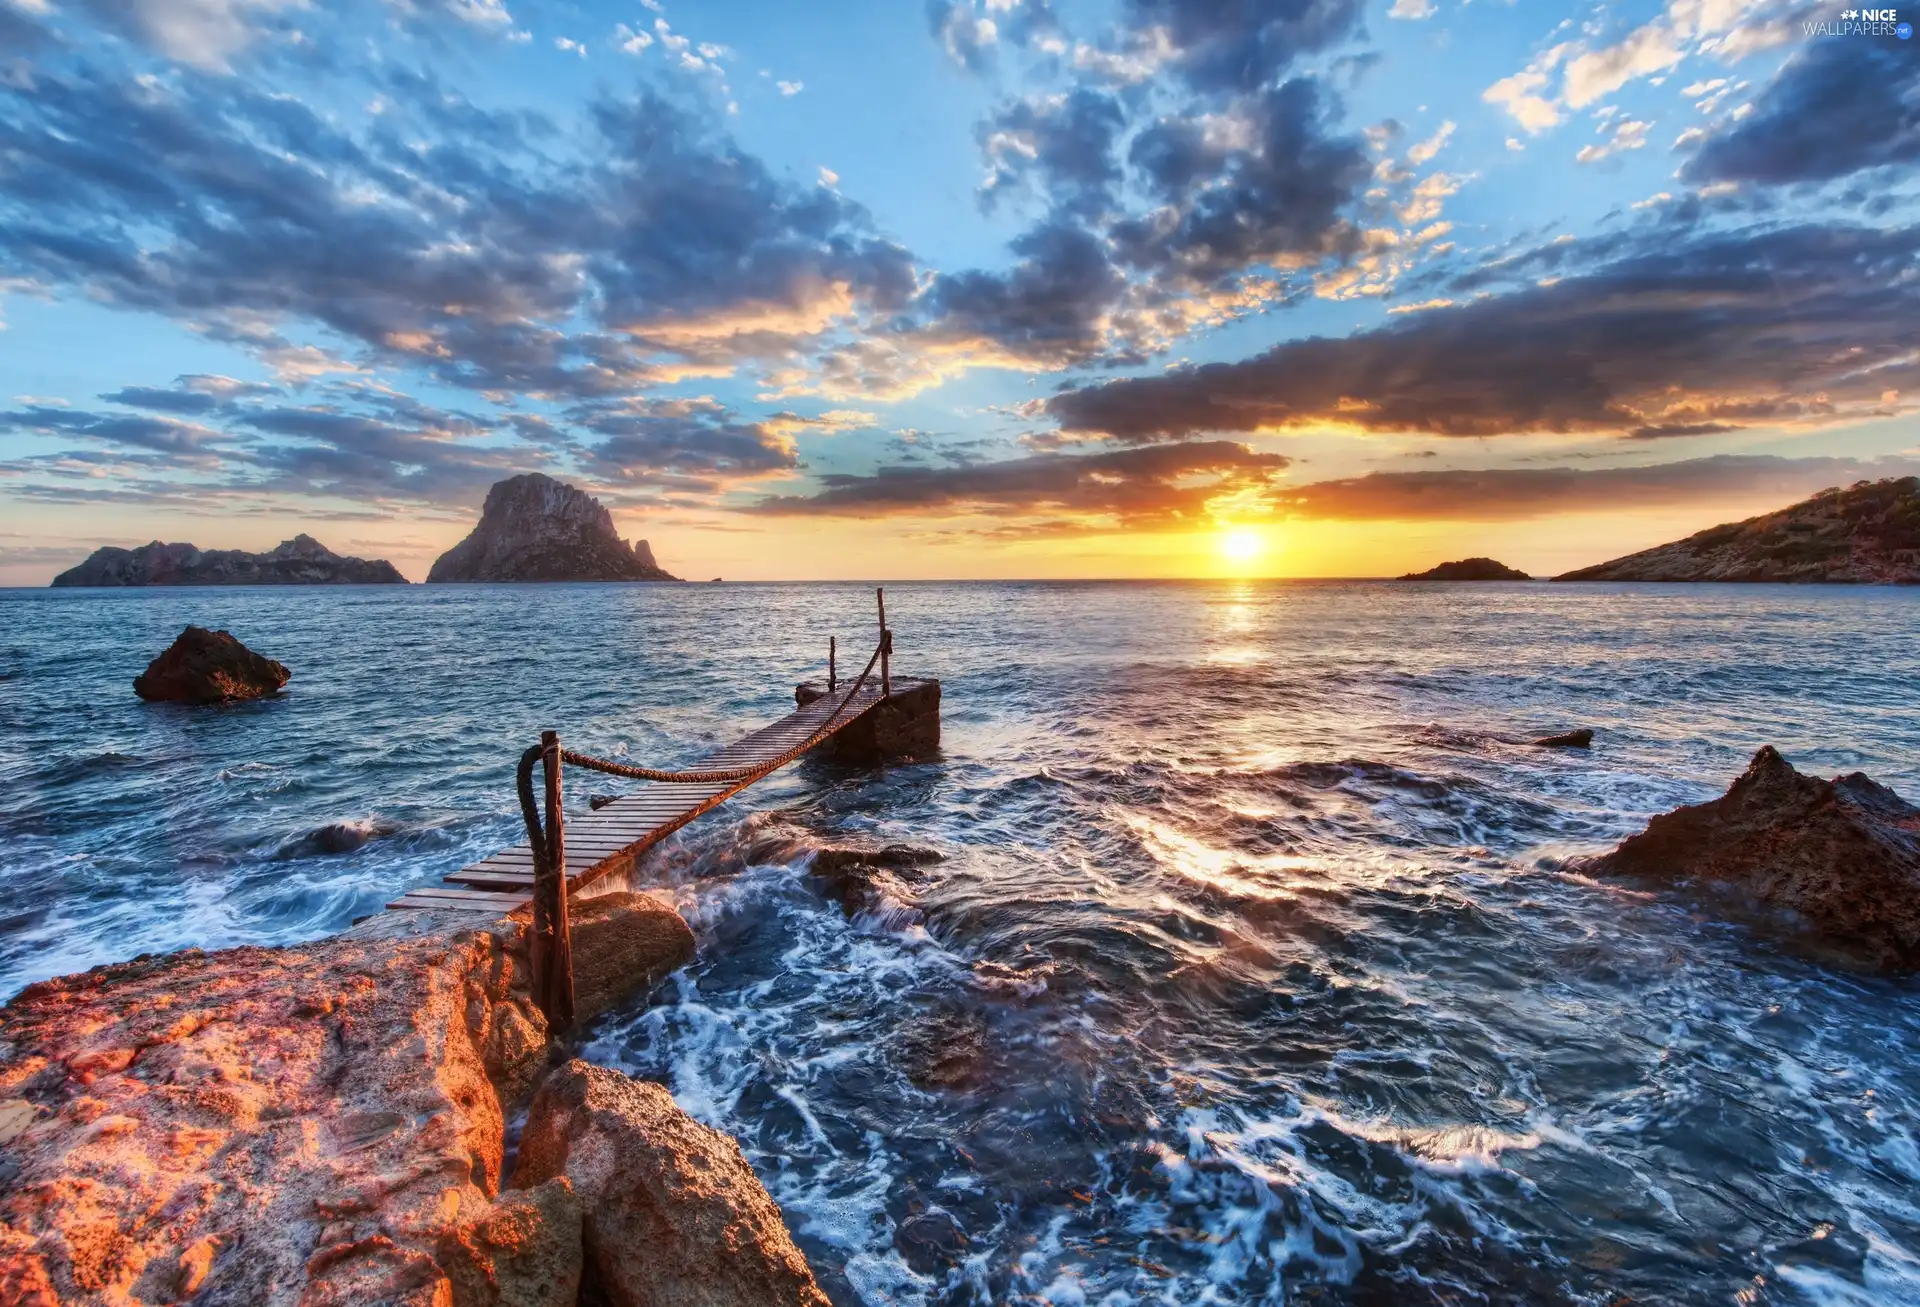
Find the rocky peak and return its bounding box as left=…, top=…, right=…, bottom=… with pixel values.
left=427, top=472, right=680, bottom=583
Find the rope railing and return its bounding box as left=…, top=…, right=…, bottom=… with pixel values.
left=514, top=592, right=894, bottom=1031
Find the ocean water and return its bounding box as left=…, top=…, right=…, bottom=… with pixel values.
left=4, top=581, right=1920, bottom=1306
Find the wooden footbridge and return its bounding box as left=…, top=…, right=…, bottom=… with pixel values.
left=386, top=590, right=937, bottom=1031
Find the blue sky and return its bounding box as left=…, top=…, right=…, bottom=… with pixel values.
left=1, top=0, right=1915, bottom=581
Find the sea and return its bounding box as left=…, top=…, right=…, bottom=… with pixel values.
left=4, top=580, right=1919, bottom=1306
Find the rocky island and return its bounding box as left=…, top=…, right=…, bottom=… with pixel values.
left=1398, top=557, right=1531, bottom=581
left=428, top=474, right=680, bottom=583
left=1556, top=476, right=1920, bottom=583
left=50, top=535, right=405, bottom=586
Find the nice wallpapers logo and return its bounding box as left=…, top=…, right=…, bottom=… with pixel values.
left=1805, top=6, right=1914, bottom=35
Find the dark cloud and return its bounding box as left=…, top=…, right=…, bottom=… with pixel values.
left=569, top=399, right=799, bottom=486
left=752, top=439, right=1289, bottom=524
left=1121, top=0, right=1366, bottom=94
left=99, top=386, right=222, bottom=415
left=0, top=61, right=913, bottom=400
left=0, top=404, right=222, bottom=455
left=1274, top=455, right=1920, bottom=521
left=1116, top=77, right=1368, bottom=286
left=978, top=89, right=1127, bottom=217
left=930, top=221, right=1129, bottom=366
left=1684, top=40, right=1920, bottom=187
left=1050, top=223, right=1920, bottom=441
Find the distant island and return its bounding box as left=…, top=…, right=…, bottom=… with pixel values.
left=1399, top=557, right=1531, bottom=581
left=1557, top=476, right=1920, bottom=583
left=427, top=473, right=680, bottom=583
left=50, top=535, right=406, bottom=587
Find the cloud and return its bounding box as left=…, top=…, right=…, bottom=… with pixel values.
left=978, top=88, right=1127, bottom=216
left=0, top=403, right=224, bottom=455
left=776, top=80, right=803, bottom=95
left=0, top=63, right=915, bottom=401
left=1683, top=39, right=1920, bottom=186
left=1388, top=0, right=1436, bottom=18
left=1118, top=0, right=1365, bottom=95
left=571, top=397, right=801, bottom=488
left=65, top=0, right=304, bottom=70
left=1273, top=455, right=1920, bottom=521
left=1048, top=222, right=1920, bottom=442
left=751, top=439, right=1291, bottom=526
left=928, top=0, right=999, bottom=71
left=1575, top=118, right=1649, bottom=164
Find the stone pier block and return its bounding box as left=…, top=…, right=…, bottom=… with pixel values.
left=795, top=676, right=940, bottom=763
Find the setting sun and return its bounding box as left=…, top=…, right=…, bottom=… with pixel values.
left=1216, top=527, right=1266, bottom=566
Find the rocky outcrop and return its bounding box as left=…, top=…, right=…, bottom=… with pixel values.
left=51, top=535, right=406, bottom=586
left=1573, top=746, right=1920, bottom=968
left=512, top=1060, right=830, bottom=1307
left=133, top=625, right=290, bottom=703
left=0, top=914, right=554, bottom=1305
left=428, top=475, right=679, bottom=583
left=1556, top=476, right=1920, bottom=583
left=1532, top=729, right=1594, bottom=748
left=567, top=893, right=696, bottom=1026
left=1398, top=557, right=1531, bottom=581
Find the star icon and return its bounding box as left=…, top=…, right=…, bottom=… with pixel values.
left=1842, top=7, right=1857, bottom=14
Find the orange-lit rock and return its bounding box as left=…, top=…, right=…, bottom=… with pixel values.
left=0, top=912, right=554, bottom=1304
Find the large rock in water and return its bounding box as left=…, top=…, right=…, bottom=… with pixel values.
left=1573, top=746, right=1920, bottom=968
left=0, top=914, right=561, bottom=1305
left=567, top=892, right=696, bottom=1025
left=1398, top=557, right=1531, bottom=581
left=428, top=474, right=679, bottom=583
left=52, top=535, right=406, bottom=586
left=511, top=1060, right=830, bottom=1307
left=133, top=625, right=290, bottom=703
left=1556, top=476, right=1920, bottom=582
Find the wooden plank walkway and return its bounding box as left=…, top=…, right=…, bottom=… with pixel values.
left=385, top=679, right=894, bottom=915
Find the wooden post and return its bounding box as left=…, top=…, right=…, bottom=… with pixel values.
left=876, top=587, right=891, bottom=699
left=538, top=730, right=575, bottom=1034
left=829, top=636, right=837, bottom=691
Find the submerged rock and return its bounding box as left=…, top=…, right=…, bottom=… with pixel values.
left=51, top=534, right=406, bottom=587
left=0, top=914, right=553, bottom=1304
left=428, top=473, right=679, bottom=583
left=807, top=844, right=943, bottom=919
left=511, top=1060, right=830, bottom=1307
left=132, top=624, right=290, bottom=703
left=1398, top=557, right=1531, bottom=581
left=567, top=892, right=696, bottom=1025
left=1573, top=746, right=1920, bottom=968
left=1532, top=729, right=1594, bottom=748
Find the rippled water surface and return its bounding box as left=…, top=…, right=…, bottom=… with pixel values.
left=6, top=581, right=1920, bottom=1305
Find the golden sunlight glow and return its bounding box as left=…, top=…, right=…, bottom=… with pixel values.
left=1216, top=527, right=1266, bottom=566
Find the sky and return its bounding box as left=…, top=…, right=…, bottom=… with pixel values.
left=1, top=0, right=1915, bottom=583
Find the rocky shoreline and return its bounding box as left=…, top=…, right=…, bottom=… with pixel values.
left=0, top=893, right=824, bottom=1307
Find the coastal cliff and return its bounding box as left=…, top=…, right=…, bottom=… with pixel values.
left=428, top=475, right=678, bottom=583
left=1556, top=476, right=1920, bottom=583
left=50, top=536, right=405, bottom=586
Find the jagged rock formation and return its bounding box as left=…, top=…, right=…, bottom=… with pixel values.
left=428, top=474, right=678, bottom=583
left=1557, top=476, right=1920, bottom=583
left=1572, top=746, right=1920, bottom=970
left=133, top=625, right=290, bottom=704
left=512, top=1061, right=831, bottom=1307
left=51, top=535, right=405, bottom=586
left=1398, top=557, right=1531, bottom=581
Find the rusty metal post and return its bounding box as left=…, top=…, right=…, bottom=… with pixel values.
left=876, top=587, right=891, bottom=698
left=538, top=730, right=576, bottom=1033
left=829, top=635, right=837, bottom=691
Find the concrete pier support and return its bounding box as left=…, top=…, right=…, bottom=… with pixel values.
left=795, top=676, right=940, bottom=763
